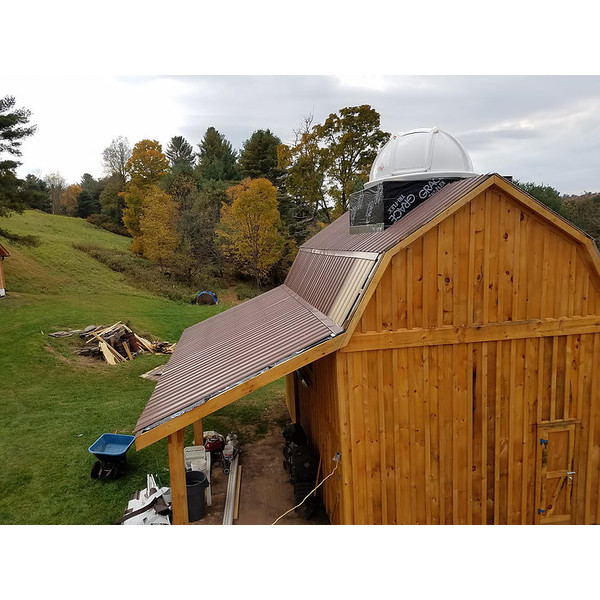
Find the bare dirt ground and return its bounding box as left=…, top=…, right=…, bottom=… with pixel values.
left=192, top=427, right=329, bottom=526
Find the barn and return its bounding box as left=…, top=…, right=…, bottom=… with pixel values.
left=134, top=128, right=600, bottom=525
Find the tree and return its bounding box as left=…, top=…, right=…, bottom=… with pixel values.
left=315, top=105, right=388, bottom=215
left=20, top=174, right=50, bottom=212
left=196, top=127, right=238, bottom=181
left=102, top=136, right=131, bottom=183
left=138, top=185, right=180, bottom=268
left=0, top=95, right=37, bottom=216
left=166, top=136, right=195, bottom=171
left=77, top=190, right=97, bottom=218
left=563, top=194, right=600, bottom=242
left=238, top=129, right=284, bottom=185
left=59, top=184, right=82, bottom=216
left=278, top=113, right=330, bottom=230
left=99, top=174, right=126, bottom=223
left=126, top=139, right=169, bottom=185
left=44, top=172, right=66, bottom=214
left=218, top=178, right=284, bottom=288
left=515, top=181, right=564, bottom=215
left=122, top=140, right=169, bottom=245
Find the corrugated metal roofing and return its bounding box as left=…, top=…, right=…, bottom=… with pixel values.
left=135, top=173, right=493, bottom=438
left=302, top=175, right=490, bottom=253
left=135, top=285, right=343, bottom=433
left=285, top=248, right=379, bottom=326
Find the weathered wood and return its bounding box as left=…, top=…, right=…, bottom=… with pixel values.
left=167, top=429, right=188, bottom=525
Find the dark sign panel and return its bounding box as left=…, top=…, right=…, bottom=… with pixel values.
left=349, top=178, right=458, bottom=233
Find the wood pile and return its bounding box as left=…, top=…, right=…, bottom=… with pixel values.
left=50, top=321, right=176, bottom=365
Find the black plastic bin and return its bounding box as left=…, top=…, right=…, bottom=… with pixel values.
left=186, top=470, right=208, bottom=522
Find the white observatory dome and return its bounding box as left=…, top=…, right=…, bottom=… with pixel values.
left=366, top=126, right=476, bottom=189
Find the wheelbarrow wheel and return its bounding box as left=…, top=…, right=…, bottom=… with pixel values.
left=91, top=460, right=102, bottom=479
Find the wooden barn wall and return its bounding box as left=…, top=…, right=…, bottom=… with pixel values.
left=294, top=353, right=344, bottom=524
left=336, top=186, right=600, bottom=524
left=339, top=334, right=600, bottom=524
left=358, top=187, right=600, bottom=332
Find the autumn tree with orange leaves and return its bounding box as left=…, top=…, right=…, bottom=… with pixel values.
left=59, top=184, right=82, bottom=216
left=121, top=139, right=170, bottom=253
left=218, top=178, right=284, bottom=289
left=139, top=185, right=179, bottom=268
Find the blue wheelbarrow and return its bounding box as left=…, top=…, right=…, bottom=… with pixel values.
left=89, top=433, right=135, bottom=479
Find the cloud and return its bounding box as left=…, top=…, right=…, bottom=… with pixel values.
left=4, top=75, right=600, bottom=194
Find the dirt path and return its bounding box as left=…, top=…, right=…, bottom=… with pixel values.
left=193, top=427, right=329, bottom=526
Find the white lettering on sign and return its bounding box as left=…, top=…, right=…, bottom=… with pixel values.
left=387, top=178, right=447, bottom=223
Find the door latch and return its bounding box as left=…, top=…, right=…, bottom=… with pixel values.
left=538, top=508, right=546, bottom=515
left=539, top=438, right=548, bottom=446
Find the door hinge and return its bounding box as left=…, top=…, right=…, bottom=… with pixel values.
left=539, top=438, right=548, bottom=446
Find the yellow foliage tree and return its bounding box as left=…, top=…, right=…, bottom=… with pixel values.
left=122, top=139, right=169, bottom=246
left=138, top=185, right=180, bottom=268
left=218, top=177, right=284, bottom=288
left=60, top=184, right=82, bottom=216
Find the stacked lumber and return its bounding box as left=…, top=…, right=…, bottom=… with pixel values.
left=50, top=321, right=176, bottom=365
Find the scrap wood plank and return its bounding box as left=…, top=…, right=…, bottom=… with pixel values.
left=135, top=334, right=156, bottom=354
left=122, top=341, right=133, bottom=361
left=99, top=341, right=116, bottom=365
left=91, top=332, right=126, bottom=362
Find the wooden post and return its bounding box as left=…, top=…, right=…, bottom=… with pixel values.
left=193, top=420, right=204, bottom=446
left=0, top=258, right=5, bottom=296
left=167, top=429, right=188, bottom=525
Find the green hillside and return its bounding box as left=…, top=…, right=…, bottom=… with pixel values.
left=0, top=210, right=284, bottom=524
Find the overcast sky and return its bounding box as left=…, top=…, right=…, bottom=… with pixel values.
left=3, top=75, right=599, bottom=196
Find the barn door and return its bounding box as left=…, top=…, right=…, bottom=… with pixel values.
left=536, top=424, right=576, bottom=524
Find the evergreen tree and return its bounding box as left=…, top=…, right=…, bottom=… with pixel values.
left=77, top=190, right=98, bottom=218
left=20, top=174, right=50, bottom=212
left=166, top=136, right=195, bottom=171
left=0, top=95, right=37, bottom=216
left=237, top=129, right=284, bottom=185
left=195, top=127, right=238, bottom=181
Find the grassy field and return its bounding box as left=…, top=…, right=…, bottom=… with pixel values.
left=0, top=210, right=286, bottom=524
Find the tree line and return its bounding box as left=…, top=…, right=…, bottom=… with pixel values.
left=2, top=98, right=388, bottom=289
left=3, top=94, right=600, bottom=291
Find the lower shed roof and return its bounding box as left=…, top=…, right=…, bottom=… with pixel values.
left=135, top=285, right=343, bottom=434
left=134, top=174, right=497, bottom=442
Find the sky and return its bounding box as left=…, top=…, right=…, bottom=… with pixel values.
left=4, top=75, right=600, bottom=196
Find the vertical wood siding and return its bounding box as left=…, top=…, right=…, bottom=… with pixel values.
left=294, top=353, right=344, bottom=524
left=332, top=186, right=600, bottom=524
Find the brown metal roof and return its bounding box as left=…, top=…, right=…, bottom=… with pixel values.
left=285, top=248, right=379, bottom=326
left=301, top=175, right=490, bottom=253
left=135, top=285, right=343, bottom=434
left=134, top=173, right=494, bottom=439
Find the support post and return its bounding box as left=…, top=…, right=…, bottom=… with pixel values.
left=193, top=419, right=204, bottom=446
left=167, top=429, right=188, bottom=525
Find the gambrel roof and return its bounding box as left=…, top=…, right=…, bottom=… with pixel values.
left=134, top=174, right=600, bottom=448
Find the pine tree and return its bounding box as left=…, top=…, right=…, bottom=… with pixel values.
left=166, top=136, right=195, bottom=171
left=237, top=129, right=284, bottom=185
left=0, top=95, right=37, bottom=216
left=195, top=127, right=238, bottom=181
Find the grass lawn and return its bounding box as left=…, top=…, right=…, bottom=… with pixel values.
left=0, top=210, right=287, bottom=524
